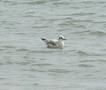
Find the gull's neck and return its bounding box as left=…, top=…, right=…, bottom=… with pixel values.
left=58, top=40, right=64, bottom=49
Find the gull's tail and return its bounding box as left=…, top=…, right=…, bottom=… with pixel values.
left=41, top=38, right=48, bottom=43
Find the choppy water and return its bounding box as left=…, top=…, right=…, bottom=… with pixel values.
left=0, top=0, right=106, bottom=90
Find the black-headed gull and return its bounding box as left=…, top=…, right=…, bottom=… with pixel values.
left=41, top=36, right=66, bottom=49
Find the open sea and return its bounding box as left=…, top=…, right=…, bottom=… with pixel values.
left=0, top=0, right=106, bottom=90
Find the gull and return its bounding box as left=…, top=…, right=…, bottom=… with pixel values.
left=41, top=36, right=66, bottom=49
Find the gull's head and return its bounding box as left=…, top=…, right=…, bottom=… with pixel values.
left=58, top=36, right=66, bottom=40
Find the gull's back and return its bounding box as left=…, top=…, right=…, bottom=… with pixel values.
left=47, top=40, right=59, bottom=48
left=41, top=38, right=59, bottom=48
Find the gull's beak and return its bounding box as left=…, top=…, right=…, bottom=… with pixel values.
left=63, top=38, right=66, bottom=40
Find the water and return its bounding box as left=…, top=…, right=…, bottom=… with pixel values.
left=0, top=0, right=106, bottom=90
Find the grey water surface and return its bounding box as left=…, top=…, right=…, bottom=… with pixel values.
left=0, top=0, right=106, bottom=90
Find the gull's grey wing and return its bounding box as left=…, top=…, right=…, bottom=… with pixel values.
left=47, top=40, right=57, bottom=46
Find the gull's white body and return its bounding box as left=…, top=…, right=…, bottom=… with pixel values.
left=41, top=36, right=66, bottom=49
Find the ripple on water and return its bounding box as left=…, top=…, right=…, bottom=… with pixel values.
left=80, top=59, right=106, bottom=63
left=77, top=50, right=89, bottom=56
left=78, top=64, right=94, bottom=68
left=89, top=31, right=106, bottom=36
left=16, top=48, right=30, bottom=52
left=48, top=68, right=71, bottom=73
left=76, top=50, right=105, bottom=57
left=0, top=48, right=6, bottom=51
left=0, top=77, right=6, bottom=80
left=71, top=12, right=95, bottom=16
left=29, top=49, right=63, bottom=54
left=1, top=0, right=48, bottom=5
left=26, top=0, right=50, bottom=5
left=2, top=45, right=16, bottom=49
left=32, top=63, right=52, bottom=67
